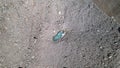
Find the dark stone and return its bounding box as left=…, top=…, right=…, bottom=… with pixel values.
left=113, top=41, right=117, bottom=44
left=118, top=27, right=120, bottom=33
left=27, top=47, right=31, bottom=49
left=107, top=52, right=112, bottom=57
left=88, top=4, right=90, bottom=8
left=18, top=67, right=23, bottom=68
left=64, top=56, right=68, bottom=58
left=63, top=67, right=67, bottom=68
left=33, top=37, right=38, bottom=39
left=82, top=54, right=85, bottom=57
left=111, top=27, right=114, bottom=30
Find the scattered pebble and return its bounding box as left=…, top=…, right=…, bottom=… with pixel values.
left=46, top=66, right=52, bottom=68
left=111, top=16, right=114, bottom=19
left=111, top=16, right=116, bottom=22
left=53, top=30, right=56, bottom=33
left=58, top=11, right=62, bottom=15
left=97, top=30, right=100, bottom=32
left=64, top=56, right=68, bottom=58
left=102, top=62, right=105, bottom=65
left=106, top=30, right=109, bottom=32
left=108, top=55, right=112, bottom=59
left=4, top=3, right=8, bottom=6
left=107, top=52, right=112, bottom=58
left=99, top=46, right=103, bottom=49
left=31, top=56, right=35, bottom=59
left=114, top=42, right=118, bottom=44
left=58, top=23, right=62, bottom=26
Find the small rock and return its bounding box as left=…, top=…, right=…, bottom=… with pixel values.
left=53, top=30, right=56, bottom=33
left=99, top=46, right=103, bottom=49
left=31, top=56, right=35, bottom=59
left=108, top=55, right=112, bottom=59
left=107, top=52, right=113, bottom=59
left=64, top=56, right=68, bottom=58
left=33, top=37, right=37, bottom=39
left=118, top=27, right=120, bottom=33
left=111, top=16, right=114, bottom=19
left=97, top=30, right=100, bottom=32
left=106, top=30, right=109, bottom=32
left=58, top=11, right=62, bottom=15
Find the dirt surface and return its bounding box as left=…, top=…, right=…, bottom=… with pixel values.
left=93, top=0, right=120, bottom=23
left=0, top=0, right=120, bottom=68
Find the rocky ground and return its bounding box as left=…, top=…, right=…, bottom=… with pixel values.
left=0, top=0, right=120, bottom=68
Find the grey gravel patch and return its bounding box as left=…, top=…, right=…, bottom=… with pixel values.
left=0, top=0, right=120, bottom=68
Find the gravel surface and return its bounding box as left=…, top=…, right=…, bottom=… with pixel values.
left=0, top=0, right=120, bottom=68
